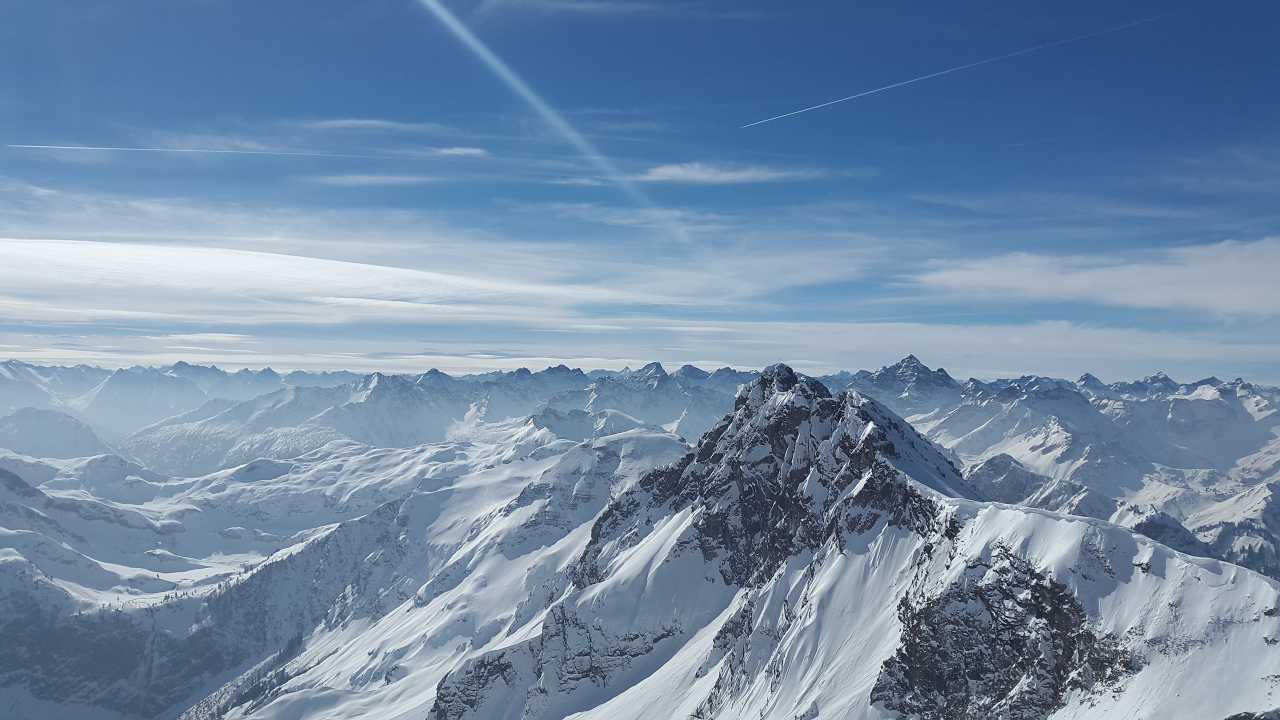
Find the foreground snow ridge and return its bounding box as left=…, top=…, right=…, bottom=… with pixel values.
left=0, top=362, right=1276, bottom=719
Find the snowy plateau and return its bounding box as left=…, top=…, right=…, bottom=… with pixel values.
left=0, top=357, right=1278, bottom=720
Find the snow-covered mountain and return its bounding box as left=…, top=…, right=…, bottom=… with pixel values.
left=165, top=362, right=287, bottom=401
left=546, top=362, right=735, bottom=441
left=0, top=407, right=112, bottom=459
left=67, top=367, right=214, bottom=439
left=847, top=355, right=1280, bottom=583
left=123, top=368, right=604, bottom=477
left=2, top=363, right=1278, bottom=719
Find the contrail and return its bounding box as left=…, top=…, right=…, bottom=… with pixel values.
left=742, top=14, right=1167, bottom=128
left=6, top=144, right=373, bottom=158
left=414, top=0, right=686, bottom=239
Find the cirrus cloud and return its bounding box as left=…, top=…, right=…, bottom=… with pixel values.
left=911, top=237, right=1280, bottom=318
left=634, top=162, right=827, bottom=185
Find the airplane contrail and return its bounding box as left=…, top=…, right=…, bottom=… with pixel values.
left=742, top=14, right=1167, bottom=128
left=414, top=0, right=687, bottom=240
left=5, top=144, right=373, bottom=158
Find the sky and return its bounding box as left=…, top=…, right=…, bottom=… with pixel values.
left=1, top=0, right=1278, bottom=382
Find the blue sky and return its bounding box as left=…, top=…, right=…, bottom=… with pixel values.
left=1, top=0, right=1278, bottom=382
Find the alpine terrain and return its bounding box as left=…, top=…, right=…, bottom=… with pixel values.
left=0, top=359, right=1276, bottom=720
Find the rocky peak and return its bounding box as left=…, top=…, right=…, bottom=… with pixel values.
left=733, top=362, right=828, bottom=412
left=415, top=368, right=458, bottom=392
left=1076, top=372, right=1109, bottom=394
left=578, top=365, right=971, bottom=587
left=353, top=372, right=416, bottom=400
left=633, top=361, right=668, bottom=380
left=868, top=355, right=961, bottom=393
left=540, top=364, right=579, bottom=376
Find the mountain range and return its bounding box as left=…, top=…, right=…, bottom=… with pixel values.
left=0, top=357, right=1276, bottom=719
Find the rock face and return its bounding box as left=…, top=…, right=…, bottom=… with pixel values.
left=577, top=364, right=974, bottom=589
left=871, top=545, right=1141, bottom=720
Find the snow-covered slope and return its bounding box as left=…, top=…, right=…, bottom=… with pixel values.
left=850, top=356, right=1280, bottom=577
left=1187, top=481, right=1280, bottom=579
left=68, top=367, right=210, bottom=440
left=0, top=360, right=111, bottom=415
left=0, top=407, right=112, bottom=459
left=422, top=366, right=1280, bottom=720
left=122, top=369, right=602, bottom=477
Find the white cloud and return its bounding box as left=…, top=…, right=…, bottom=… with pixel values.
left=911, top=238, right=1280, bottom=317
left=305, top=174, right=444, bottom=187
left=298, top=118, right=458, bottom=134
left=1, top=180, right=1275, bottom=382
left=634, top=162, right=826, bottom=185
left=432, top=146, right=490, bottom=157
left=0, top=238, right=651, bottom=329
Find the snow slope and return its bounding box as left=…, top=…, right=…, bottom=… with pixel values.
left=0, top=407, right=112, bottom=459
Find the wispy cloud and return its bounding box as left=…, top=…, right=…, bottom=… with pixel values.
left=305, top=174, right=445, bottom=187
left=433, top=146, right=491, bottom=157
left=531, top=201, right=733, bottom=232
left=387, top=145, right=492, bottom=159
left=6, top=143, right=369, bottom=159
left=634, top=162, right=827, bottom=185
left=551, top=162, right=831, bottom=187
left=910, top=238, right=1280, bottom=317
left=297, top=117, right=459, bottom=134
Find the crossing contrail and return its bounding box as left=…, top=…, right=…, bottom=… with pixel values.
left=742, top=14, right=1167, bottom=128
left=5, top=144, right=373, bottom=158
left=414, top=0, right=688, bottom=240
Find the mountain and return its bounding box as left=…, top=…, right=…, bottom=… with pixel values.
left=424, top=366, right=1278, bottom=719
left=855, top=356, right=1279, bottom=504
left=0, top=408, right=690, bottom=719
left=0, top=407, right=112, bottom=459
left=847, top=356, right=1280, bottom=588
left=846, top=353, right=963, bottom=415
left=4, top=360, right=1280, bottom=720
left=0, top=360, right=56, bottom=415
left=546, top=362, right=735, bottom=442
left=165, top=361, right=285, bottom=401
left=964, top=453, right=1118, bottom=520
left=0, top=360, right=112, bottom=416
left=1187, top=481, right=1280, bottom=579
left=67, top=367, right=210, bottom=440
left=122, top=368, right=607, bottom=477
left=123, top=383, right=360, bottom=476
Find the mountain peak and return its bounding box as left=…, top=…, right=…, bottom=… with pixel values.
left=634, top=361, right=667, bottom=379
left=750, top=362, right=824, bottom=399
left=674, top=364, right=710, bottom=380
left=869, top=354, right=960, bottom=392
